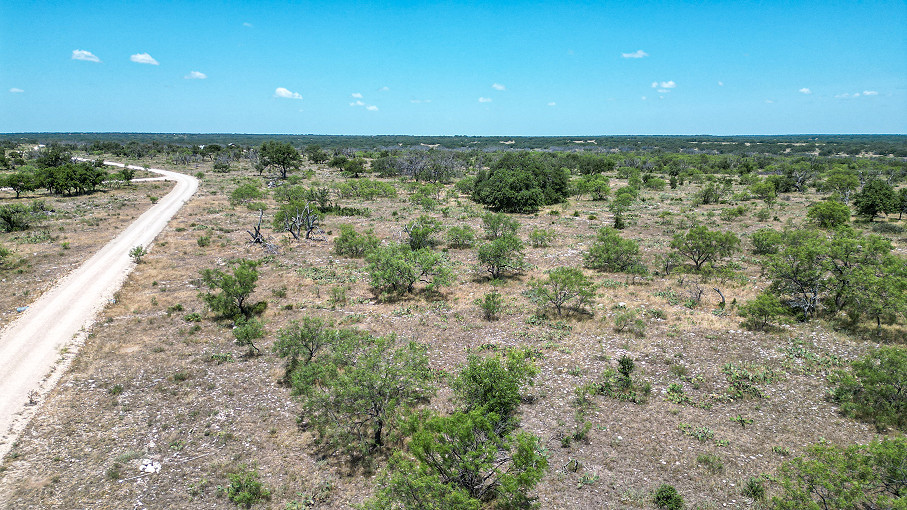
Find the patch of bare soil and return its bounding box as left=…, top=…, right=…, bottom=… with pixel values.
left=0, top=157, right=902, bottom=509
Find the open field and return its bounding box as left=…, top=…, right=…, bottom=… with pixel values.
left=0, top=144, right=905, bottom=509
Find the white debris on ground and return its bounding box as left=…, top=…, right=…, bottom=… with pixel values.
left=140, top=459, right=161, bottom=473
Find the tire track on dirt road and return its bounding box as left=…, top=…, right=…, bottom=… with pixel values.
left=0, top=161, right=197, bottom=460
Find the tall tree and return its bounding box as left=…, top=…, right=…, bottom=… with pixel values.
left=259, top=140, right=301, bottom=179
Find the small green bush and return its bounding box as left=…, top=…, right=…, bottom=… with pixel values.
left=739, top=292, right=787, bottom=331
left=451, top=349, right=539, bottom=425
left=807, top=200, right=850, bottom=228
left=477, top=234, right=526, bottom=279
left=333, top=224, right=380, bottom=258
left=225, top=465, right=271, bottom=508
left=476, top=291, right=503, bottom=320
left=614, top=309, right=646, bottom=337
left=527, top=267, right=597, bottom=316
left=741, top=476, right=765, bottom=501
left=653, top=484, right=684, bottom=510
left=529, top=227, right=555, bottom=247
left=481, top=211, right=520, bottom=240
left=751, top=227, right=783, bottom=255
left=829, top=346, right=907, bottom=431
left=585, top=227, right=647, bottom=274
left=129, top=245, right=147, bottom=263
left=446, top=225, right=476, bottom=249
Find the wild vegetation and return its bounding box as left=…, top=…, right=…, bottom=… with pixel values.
left=1, top=136, right=906, bottom=509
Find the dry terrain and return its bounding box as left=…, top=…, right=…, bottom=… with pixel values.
left=0, top=154, right=903, bottom=509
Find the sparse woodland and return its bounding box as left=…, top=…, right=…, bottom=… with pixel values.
left=1, top=136, right=906, bottom=509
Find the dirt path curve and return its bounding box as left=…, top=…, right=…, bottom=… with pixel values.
left=0, top=161, right=197, bottom=460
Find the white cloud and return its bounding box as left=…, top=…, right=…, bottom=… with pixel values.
left=9, top=88, right=24, bottom=93
left=72, top=49, right=100, bottom=62
left=765, top=99, right=775, bottom=104
left=641, top=96, right=647, bottom=101
left=184, top=71, right=207, bottom=79
left=350, top=100, right=365, bottom=106
left=547, top=102, right=556, bottom=106
left=799, top=88, right=812, bottom=94
left=366, top=105, right=379, bottom=111
left=478, top=97, right=492, bottom=103
left=621, top=49, right=648, bottom=59
left=274, top=87, right=302, bottom=99
left=835, top=92, right=860, bottom=99
left=718, top=81, right=724, bottom=86
left=130, top=53, right=159, bottom=65
left=410, top=99, right=431, bottom=103
left=659, top=81, right=676, bottom=89
left=657, top=89, right=670, bottom=94
left=863, top=90, right=878, bottom=96
left=351, top=92, right=363, bottom=98
left=492, top=83, right=506, bottom=91
left=243, top=22, right=253, bottom=27
left=379, top=86, right=390, bottom=92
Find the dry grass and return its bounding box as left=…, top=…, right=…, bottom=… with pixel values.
left=0, top=181, right=175, bottom=329
left=0, top=156, right=903, bottom=509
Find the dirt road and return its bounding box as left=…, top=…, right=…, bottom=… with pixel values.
left=0, top=161, right=197, bottom=459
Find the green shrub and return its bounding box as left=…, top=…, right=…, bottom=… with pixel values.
left=477, top=234, right=526, bottom=279
left=334, top=178, right=396, bottom=200
left=225, top=465, right=271, bottom=508
left=807, top=200, right=850, bottom=228
left=451, top=349, right=538, bottom=426
left=0, top=204, right=31, bottom=232
left=829, top=346, right=907, bottom=431
left=529, top=227, right=555, bottom=247
left=671, top=225, right=740, bottom=271
left=364, top=410, right=547, bottom=509
left=472, top=153, right=569, bottom=213
left=739, top=292, right=787, bottom=331
left=751, top=227, right=783, bottom=255
left=129, top=245, right=147, bottom=263
left=771, top=437, right=907, bottom=509
left=197, top=235, right=211, bottom=247
left=446, top=225, right=476, bottom=249
left=694, top=182, right=723, bottom=205
left=614, top=309, right=646, bottom=337
left=199, top=259, right=260, bottom=319
left=719, top=205, right=747, bottom=222
left=403, top=215, right=442, bottom=250
left=229, top=182, right=265, bottom=207
left=233, top=317, right=265, bottom=356
left=644, top=177, right=666, bottom=191
left=854, top=179, right=897, bottom=219
left=653, top=484, right=684, bottom=510
left=741, top=476, right=765, bottom=501
left=333, top=224, right=380, bottom=258
left=527, top=267, right=597, bottom=316
left=480, top=211, right=520, bottom=240
left=453, top=176, right=475, bottom=196
left=584, top=227, right=647, bottom=274
left=366, top=245, right=453, bottom=296
left=296, top=333, right=436, bottom=456
left=476, top=291, right=503, bottom=320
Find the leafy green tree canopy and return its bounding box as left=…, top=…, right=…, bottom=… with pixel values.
left=471, top=152, right=569, bottom=213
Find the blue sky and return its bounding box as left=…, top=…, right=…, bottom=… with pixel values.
left=1, top=0, right=905, bottom=135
